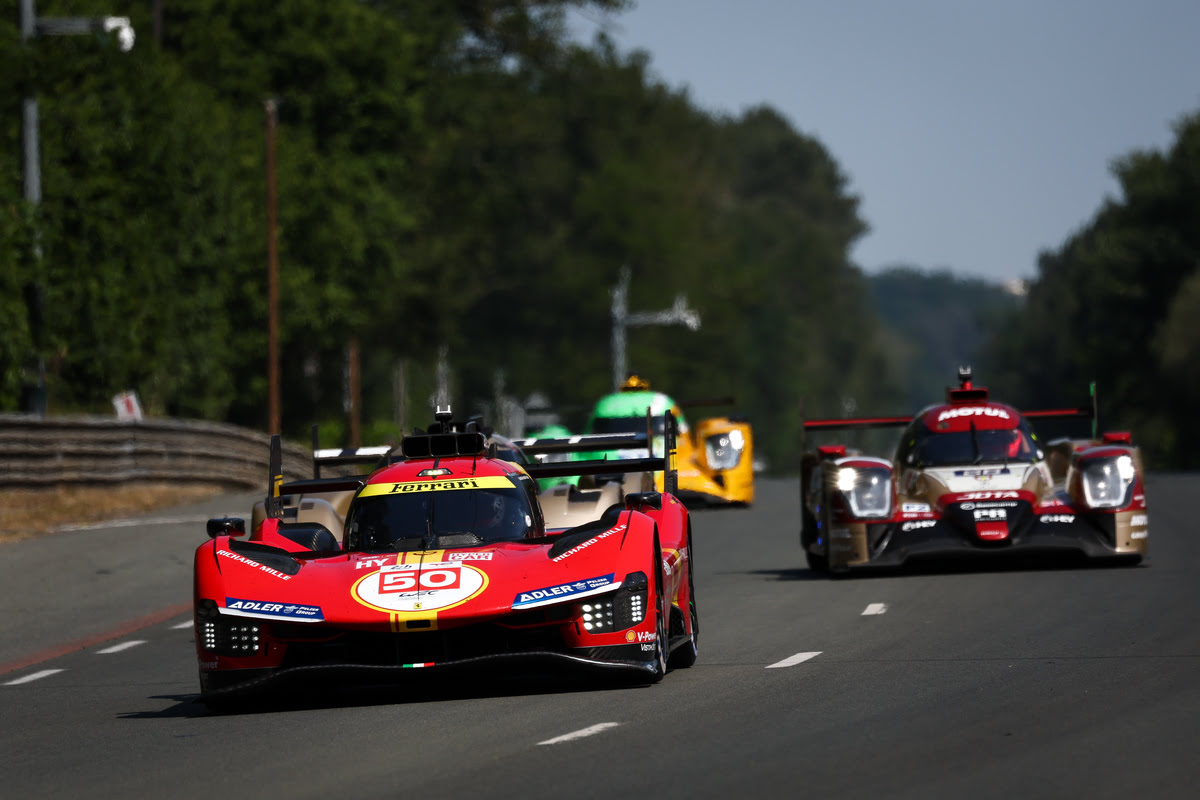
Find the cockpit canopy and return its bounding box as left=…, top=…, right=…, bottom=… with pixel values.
left=896, top=412, right=1039, bottom=468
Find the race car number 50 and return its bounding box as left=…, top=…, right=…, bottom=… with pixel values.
left=380, top=567, right=462, bottom=593
left=352, top=561, right=489, bottom=613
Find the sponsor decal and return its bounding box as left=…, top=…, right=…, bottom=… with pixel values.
left=355, top=557, right=391, bottom=570
left=831, top=542, right=853, bottom=552
left=199, top=660, right=218, bottom=669
left=901, top=520, right=937, bottom=531
left=975, top=522, right=1009, bottom=541
left=831, top=527, right=853, bottom=539
left=513, top=574, right=617, bottom=609
left=973, top=508, right=1007, bottom=521
left=224, top=597, right=323, bottom=621
left=954, top=468, right=1009, bottom=478
left=1039, top=514, right=1075, bottom=524
left=217, top=549, right=292, bottom=581
left=358, top=476, right=512, bottom=497
left=640, top=643, right=656, bottom=652
left=625, top=630, right=658, bottom=643
left=901, top=502, right=931, bottom=513
left=958, top=491, right=1021, bottom=501
left=1130, top=514, right=1148, bottom=527
left=1131, top=530, right=1148, bottom=540
left=352, top=561, right=488, bottom=613
left=447, top=551, right=494, bottom=561
left=937, top=407, right=1011, bottom=422
left=963, top=501, right=1018, bottom=510
left=550, top=524, right=628, bottom=562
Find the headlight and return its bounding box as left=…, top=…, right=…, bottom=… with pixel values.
left=1081, top=455, right=1135, bottom=508
left=705, top=430, right=745, bottom=470
left=835, top=467, right=892, bottom=519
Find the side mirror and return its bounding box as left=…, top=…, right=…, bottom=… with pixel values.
left=207, top=517, right=246, bottom=538
left=625, top=491, right=662, bottom=510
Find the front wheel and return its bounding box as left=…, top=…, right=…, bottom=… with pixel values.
left=668, top=530, right=699, bottom=669
left=639, top=557, right=670, bottom=684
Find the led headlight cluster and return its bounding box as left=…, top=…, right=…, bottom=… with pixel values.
left=834, top=466, right=892, bottom=519
left=579, top=571, right=649, bottom=634
left=705, top=430, right=746, bottom=470
left=580, top=600, right=616, bottom=632
left=198, top=620, right=261, bottom=656
left=1081, top=454, right=1135, bottom=509
left=196, top=600, right=262, bottom=656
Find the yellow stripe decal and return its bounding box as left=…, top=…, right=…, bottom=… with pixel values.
left=359, top=476, right=512, bottom=497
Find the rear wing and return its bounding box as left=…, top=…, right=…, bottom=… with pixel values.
left=309, top=424, right=396, bottom=478
left=520, top=411, right=680, bottom=496
left=799, top=381, right=1100, bottom=451
left=510, top=431, right=650, bottom=455
left=261, top=411, right=682, bottom=518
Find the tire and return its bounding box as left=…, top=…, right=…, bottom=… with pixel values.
left=805, top=548, right=829, bottom=574
left=668, top=528, right=699, bottom=669
left=646, top=578, right=669, bottom=683
left=639, top=539, right=670, bottom=684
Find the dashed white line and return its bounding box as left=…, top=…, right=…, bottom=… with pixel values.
left=3, top=669, right=65, bottom=686
left=765, top=651, right=822, bottom=669
left=96, top=640, right=147, bottom=654
left=538, top=722, right=621, bottom=745
left=171, top=621, right=193, bottom=630
left=862, top=603, right=888, bottom=616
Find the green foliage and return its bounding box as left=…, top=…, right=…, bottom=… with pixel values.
left=869, top=266, right=1023, bottom=410
left=1, top=0, right=891, bottom=473
left=988, top=111, right=1200, bottom=467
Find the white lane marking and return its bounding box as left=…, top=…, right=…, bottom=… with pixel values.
left=538, top=722, right=621, bottom=745
left=3, top=669, right=65, bottom=686
left=862, top=603, right=888, bottom=616
left=97, top=640, right=147, bottom=654
left=171, top=621, right=193, bottom=630
left=765, top=651, right=822, bottom=669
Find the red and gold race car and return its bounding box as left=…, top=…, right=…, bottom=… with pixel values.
left=194, top=409, right=698, bottom=704
left=800, top=368, right=1149, bottom=575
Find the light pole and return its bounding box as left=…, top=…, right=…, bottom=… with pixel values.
left=18, top=0, right=134, bottom=415
left=610, top=265, right=701, bottom=390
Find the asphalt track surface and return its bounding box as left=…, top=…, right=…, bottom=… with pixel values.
left=2, top=476, right=1198, bottom=799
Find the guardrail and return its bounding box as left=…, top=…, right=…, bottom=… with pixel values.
left=0, top=414, right=314, bottom=489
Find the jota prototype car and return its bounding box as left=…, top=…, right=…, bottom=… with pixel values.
left=800, top=368, right=1149, bottom=574
left=540, top=375, right=754, bottom=507
left=194, top=409, right=698, bottom=703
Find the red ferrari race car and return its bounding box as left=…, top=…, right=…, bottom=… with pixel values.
left=194, top=409, right=698, bottom=704
left=800, top=368, right=1149, bottom=575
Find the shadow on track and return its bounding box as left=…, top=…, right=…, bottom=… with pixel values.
left=747, top=552, right=1145, bottom=582
left=120, top=665, right=644, bottom=720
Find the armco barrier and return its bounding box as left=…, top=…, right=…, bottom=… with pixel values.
left=0, top=414, right=314, bottom=489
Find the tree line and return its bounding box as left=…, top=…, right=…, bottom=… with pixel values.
left=2, top=0, right=897, bottom=473
left=3, top=2, right=1197, bottom=469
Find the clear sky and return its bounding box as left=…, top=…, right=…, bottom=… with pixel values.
left=569, top=0, right=1200, bottom=283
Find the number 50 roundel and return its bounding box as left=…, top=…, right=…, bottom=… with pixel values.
left=352, top=562, right=488, bottom=613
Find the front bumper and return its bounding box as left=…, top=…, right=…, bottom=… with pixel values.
left=827, top=515, right=1145, bottom=571
left=199, top=645, right=657, bottom=697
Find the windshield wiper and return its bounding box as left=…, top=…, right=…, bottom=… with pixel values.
left=423, top=497, right=436, bottom=551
